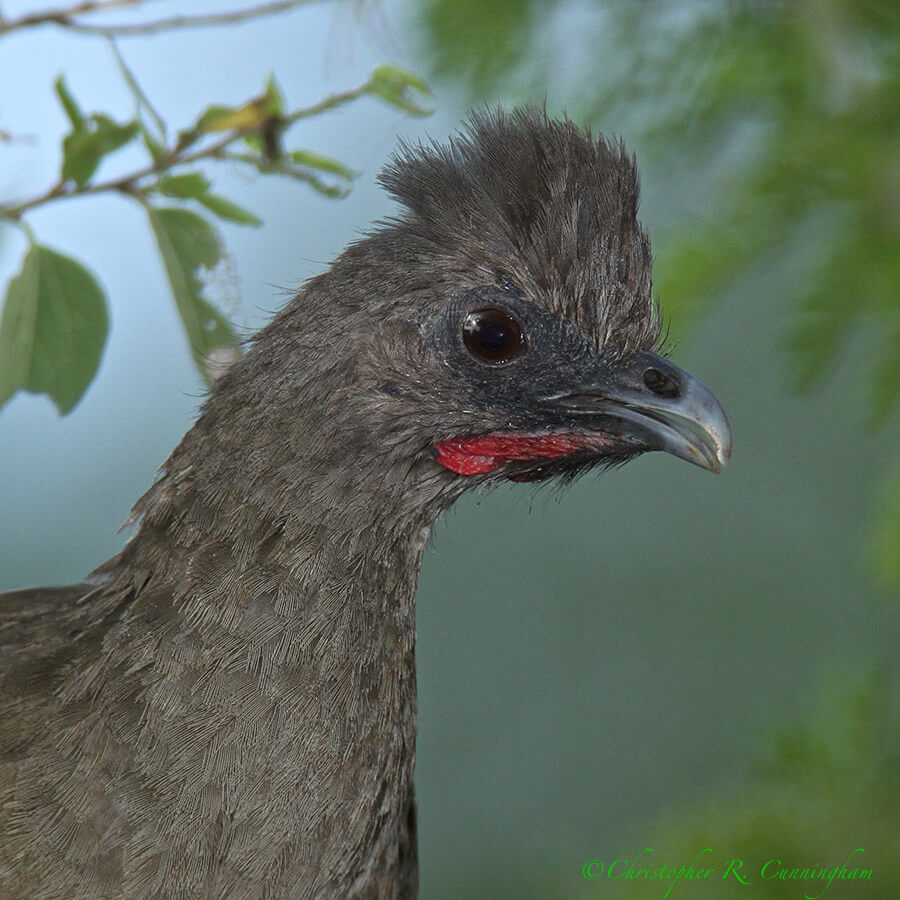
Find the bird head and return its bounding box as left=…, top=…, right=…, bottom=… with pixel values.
left=333, top=107, right=731, bottom=489
left=141, top=107, right=731, bottom=545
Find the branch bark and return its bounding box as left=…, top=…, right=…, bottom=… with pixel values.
left=0, top=0, right=149, bottom=35
left=1, top=84, right=370, bottom=219
left=0, top=0, right=320, bottom=37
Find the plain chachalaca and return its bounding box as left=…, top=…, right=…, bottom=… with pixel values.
left=0, top=108, right=730, bottom=898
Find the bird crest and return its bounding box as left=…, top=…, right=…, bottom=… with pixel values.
left=379, top=106, right=660, bottom=357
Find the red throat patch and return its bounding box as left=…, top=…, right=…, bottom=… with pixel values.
left=433, top=433, right=599, bottom=477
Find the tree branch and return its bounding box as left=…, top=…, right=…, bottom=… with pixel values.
left=0, top=128, right=37, bottom=144
left=0, top=0, right=150, bottom=35
left=1, top=0, right=323, bottom=38
left=0, top=82, right=371, bottom=219
left=283, top=85, right=375, bottom=125
left=108, top=37, right=166, bottom=139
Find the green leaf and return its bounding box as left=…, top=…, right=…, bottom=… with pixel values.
left=61, top=131, right=101, bottom=187
left=61, top=114, right=139, bottom=187
left=263, top=74, right=285, bottom=117
left=194, top=104, right=243, bottom=133
left=241, top=131, right=265, bottom=154
left=289, top=149, right=356, bottom=180
left=140, top=123, right=169, bottom=165
left=365, top=65, right=433, bottom=117
left=154, top=173, right=261, bottom=225
left=195, top=194, right=262, bottom=226
left=195, top=95, right=277, bottom=135
left=299, top=174, right=349, bottom=199
left=0, top=245, right=109, bottom=414
left=146, top=207, right=241, bottom=381
left=156, top=171, right=211, bottom=199
left=54, top=76, right=84, bottom=131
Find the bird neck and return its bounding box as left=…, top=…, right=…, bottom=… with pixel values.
left=94, top=419, right=440, bottom=894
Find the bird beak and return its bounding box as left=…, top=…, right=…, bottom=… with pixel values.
left=546, top=351, right=732, bottom=473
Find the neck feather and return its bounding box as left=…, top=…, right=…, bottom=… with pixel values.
left=90, top=395, right=443, bottom=895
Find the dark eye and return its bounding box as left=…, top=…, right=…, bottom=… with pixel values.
left=462, top=307, right=526, bottom=364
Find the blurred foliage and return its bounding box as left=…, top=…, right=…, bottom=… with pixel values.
left=413, top=0, right=900, bottom=590
left=412, top=10, right=900, bottom=896
left=869, top=457, right=900, bottom=590
left=421, top=0, right=541, bottom=89
left=576, top=669, right=900, bottom=900
left=0, top=2, right=431, bottom=413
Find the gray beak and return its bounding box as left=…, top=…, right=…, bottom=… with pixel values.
left=548, top=351, right=732, bottom=473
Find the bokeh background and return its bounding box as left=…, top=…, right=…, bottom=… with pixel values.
left=1, top=1, right=898, bottom=897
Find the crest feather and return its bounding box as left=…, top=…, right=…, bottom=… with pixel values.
left=378, top=107, right=659, bottom=355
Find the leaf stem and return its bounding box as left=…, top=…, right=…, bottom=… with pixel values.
left=0, top=0, right=319, bottom=38
left=0, top=82, right=371, bottom=219
left=108, top=37, right=166, bottom=139
left=0, top=0, right=150, bottom=36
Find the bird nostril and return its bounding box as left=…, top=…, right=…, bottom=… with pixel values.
left=643, top=367, right=680, bottom=398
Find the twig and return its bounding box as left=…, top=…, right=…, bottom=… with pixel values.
left=66, top=0, right=319, bottom=37
left=0, top=128, right=38, bottom=143
left=284, top=85, right=372, bottom=124
left=218, top=151, right=349, bottom=193
left=0, top=0, right=150, bottom=35
left=108, top=38, right=166, bottom=139
left=0, top=82, right=371, bottom=219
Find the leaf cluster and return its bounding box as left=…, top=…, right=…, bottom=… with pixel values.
left=0, top=24, right=431, bottom=413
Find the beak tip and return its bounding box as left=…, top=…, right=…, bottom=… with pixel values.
left=674, top=405, right=731, bottom=474
left=713, top=444, right=731, bottom=474
left=546, top=350, right=732, bottom=476
left=715, top=423, right=733, bottom=473
left=700, top=432, right=731, bottom=475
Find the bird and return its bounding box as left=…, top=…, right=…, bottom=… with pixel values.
left=0, top=107, right=730, bottom=899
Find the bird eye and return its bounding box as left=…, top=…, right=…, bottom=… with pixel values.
left=462, top=307, right=525, bottom=365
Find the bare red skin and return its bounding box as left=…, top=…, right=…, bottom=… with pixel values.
left=433, top=433, right=603, bottom=479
